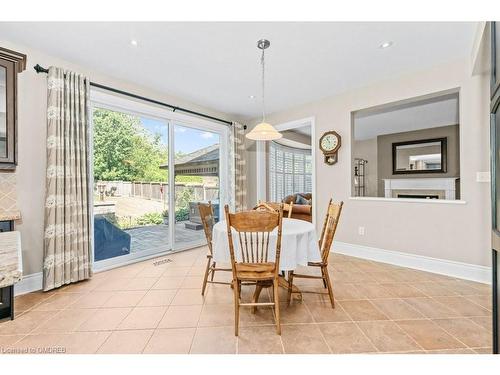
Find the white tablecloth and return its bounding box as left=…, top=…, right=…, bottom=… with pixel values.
left=212, top=218, right=321, bottom=271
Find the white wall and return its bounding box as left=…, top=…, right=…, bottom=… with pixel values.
left=246, top=59, right=491, bottom=268
left=0, top=39, right=233, bottom=277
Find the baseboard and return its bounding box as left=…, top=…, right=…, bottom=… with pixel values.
left=333, top=241, right=492, bottom=284
left=14, top=272, right=43, bottom=296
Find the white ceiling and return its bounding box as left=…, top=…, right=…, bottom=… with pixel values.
left=0, top=22, right=477, bottom=118
left=354, top=93, right=459, bottom=140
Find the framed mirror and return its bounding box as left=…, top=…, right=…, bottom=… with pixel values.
left=392, top=137, right=447, bottom=174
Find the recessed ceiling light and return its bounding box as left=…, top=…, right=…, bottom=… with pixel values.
left=248, top=95, right=256, bottom=99
left=130, top=39, right=138, bottom=47
left=379, top=41, right=393, bottom=49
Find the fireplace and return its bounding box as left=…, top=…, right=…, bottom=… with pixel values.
left=397, top=194, right=439, bottom=199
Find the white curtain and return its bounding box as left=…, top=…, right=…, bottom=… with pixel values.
left=228, top=122, right=247, bottom=211
left=42, top=67, right=92, bottom=291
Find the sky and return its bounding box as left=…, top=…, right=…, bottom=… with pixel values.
left=140, top=117, right=219, bottom=154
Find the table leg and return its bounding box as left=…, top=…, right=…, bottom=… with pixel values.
left=278, top=275, right=302, bottom=302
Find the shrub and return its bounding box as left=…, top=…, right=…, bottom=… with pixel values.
left=175, top=207, right=190, bottom=222
left=136, top=212, right=164, bottom=226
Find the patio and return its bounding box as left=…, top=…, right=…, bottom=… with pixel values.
left=127, top=223, right=207, bottom=253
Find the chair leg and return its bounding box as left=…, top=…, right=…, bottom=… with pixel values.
left=273, top=278, right=281, bottom=335
left=201, top=257, right=212, bottom=296
left=323, top=266, right=335, bottom=308
left=252, top=283, right=264, bottom=314
left=233, top=279, right=240, bottom=336
left=321, top=267, right=327, bottom=288
left=210, top=261, right=217, bottom=281
left=287, top=271, right=294, bottom=305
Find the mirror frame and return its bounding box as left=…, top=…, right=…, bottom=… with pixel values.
left=0, top=47, right=26, bottom=170
left=392, top=137, right=448, bottom=175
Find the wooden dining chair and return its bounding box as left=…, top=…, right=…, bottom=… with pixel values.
left=198, top=201, right=232, bottom=296
left=224, top=204, right=284, bottom=336
left=287, top=199, right=343, bottom=308
left=254, top=200, right=293, bottom=218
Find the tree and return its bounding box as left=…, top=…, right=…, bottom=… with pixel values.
left=93, top=108, right=168, bottom=182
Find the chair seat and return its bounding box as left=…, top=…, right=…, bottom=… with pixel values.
left=235, top=262, right=276, bottom=280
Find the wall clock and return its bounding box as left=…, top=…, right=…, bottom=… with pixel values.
left=319, top=131, right=341, bottom=165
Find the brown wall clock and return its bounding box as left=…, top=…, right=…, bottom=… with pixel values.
left=319, top=131, right=341, bottom=165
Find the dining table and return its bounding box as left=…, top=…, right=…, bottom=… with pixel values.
left=211, top=217, right=321, bottom=300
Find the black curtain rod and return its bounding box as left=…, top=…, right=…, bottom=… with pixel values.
left=33, top=64, right=241, bottom=128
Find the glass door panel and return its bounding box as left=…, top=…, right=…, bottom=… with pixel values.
left=92, top=106, right=170, bottom=264
left=173, top=123, right=221, bottom=250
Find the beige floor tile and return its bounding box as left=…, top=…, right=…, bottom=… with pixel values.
left=368, top=272, right=405, bottom=283
left=203, top=285, right=235, bottom=305
left=403, top=297, right=460, bottom=319
left=432, top=296, right=490, bottom=317
left=67, top=291, right=114, bottom=309
left=239, top=306, right=276, bottom=327
left=121, top=277, right=158, bottom=291
left=0, top=335, right=25, bottom=349
left=307, top=302, right=351, bottom=323
left=33, top=309, right=96, bottom=333
left=379, top=283, right=427, bottom=298
left=396, top=320, right=465, bottom=350
left=281, top=324, right=330, bottom=354
left=32, top=293, right=84, bottom=311
left=180, top=276, right=204, bottom=289
left=352, top=283, right=396, bottom=299
left=117, top=306, right=167, bottom=330
left=152, top=276, right=185, bottom=290
left=187, top=266, right=207, bottom=277
left=0, top=310, right=54, bottom=335
left=94, top=278, right=135, bottom=291
left=171, top=288, right=206, bottom=305
left=473, top=347, right=493, bottom=354
left=143, top=328, right=195, bottom=354
left=432, top=318, right=491, bottom=348
left=14, top=291, right=53, bottom=312
left=97, top=329, right=153, bottom=354
left=58, top=331, right=111, bottom=354
left=329, top=283, right=366, bottom=301
left=158, top=305, right=203, bottom=328
left=464, top=295, right=492, bottom=311
left=318, top=322, right=377, bottom=353
left=162, top=266, right=191, bottom=277
left=237, top=325, right=283, bottom=354
left=135, top=266, right=167, bottom=278
left=469, top=316, right=492, bottom=332
left=409, top=282, right=457, bottom=297
left=425, top=348, right=475, bottom=354
left=371, top=299, right=424, bottom=320
left=340, top=300, right=389, bottom=321
left=278, top=302, right=314, bottom=324
left=76, top=308, right=131, bottom=331
left=138, top=290, right=177, bottom=307
left=190, top=326, right=236, bottom=354
left=103, top=291, right=147, bottom=308
left=437, top=280, right=487, bottom=296
left=357, top=321, right=421, bottom=352
left=198, top=304, right=234, bottom=327
left=9, top=333, right=67, bottom=353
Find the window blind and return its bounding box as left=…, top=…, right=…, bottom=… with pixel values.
left=268, top=142, right=312, bottom=202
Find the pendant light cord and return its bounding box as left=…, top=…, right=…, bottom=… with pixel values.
left=261, top=47, right=266, bottom=123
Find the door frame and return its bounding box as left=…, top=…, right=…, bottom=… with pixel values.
left=256, top=116, right=316, bottom=224
left=90, top=89, right=229, bottom=270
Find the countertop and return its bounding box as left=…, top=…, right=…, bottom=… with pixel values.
left=0, top=231, right=23, bottom=288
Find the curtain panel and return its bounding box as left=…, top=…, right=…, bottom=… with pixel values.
left=229, top=122, right=247, bottom=211
left=42, top=67, right=92, bottom=291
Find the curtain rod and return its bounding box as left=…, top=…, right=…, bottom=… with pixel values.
left=33, top=64, right=243, bottom=128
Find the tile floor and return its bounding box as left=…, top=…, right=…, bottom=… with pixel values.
left=0, top=247, right=493, bottom=354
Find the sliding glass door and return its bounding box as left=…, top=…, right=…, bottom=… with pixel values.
left=172, top=124, right=222, bottom=250
left=90, top=91, right=229, bottom=268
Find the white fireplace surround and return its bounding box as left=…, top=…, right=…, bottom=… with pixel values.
left=384, top=177, right=459, bottom=200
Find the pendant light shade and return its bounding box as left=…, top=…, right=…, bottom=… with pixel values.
left=246, top=39, right=281, bottom=141
left=246, top=122, right=282, bottom=141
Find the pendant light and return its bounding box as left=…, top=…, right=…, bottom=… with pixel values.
left=246, top=39, right=282, bottom=141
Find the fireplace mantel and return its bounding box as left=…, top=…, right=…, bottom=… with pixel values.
left=383, top=177, right=459, bottom=200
